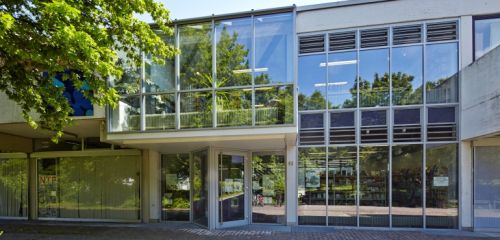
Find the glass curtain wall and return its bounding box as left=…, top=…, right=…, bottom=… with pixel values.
left=192, top=150, right=209, bottom=227
left=0, top=156, right=28, bottom=218
left=474, top=17, right=500, bottom=59
left=37, top=155, right=140, bottom=220
left=161, top=154, right=190, bottom=221
left=109, top=12, right=294, bottom=132
left=252, top=153, right=286, bottom=224
left=297, top=20, right=459, bottom=229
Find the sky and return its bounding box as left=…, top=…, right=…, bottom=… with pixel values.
left=137, top=0, right=343, bottom=22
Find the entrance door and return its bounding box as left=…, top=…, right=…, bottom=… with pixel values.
left=217, top=152, right=249, bottom=228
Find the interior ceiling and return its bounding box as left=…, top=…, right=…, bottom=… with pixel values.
left=0, top=119, right=103, bottom=140
left=125, top=137, right=288, bottom=154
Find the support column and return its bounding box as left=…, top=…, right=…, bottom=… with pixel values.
left=286, top=144, right=298, bottom=226
left=460, top=141, right=473, bottom=230
left=149, top=150, right=161, bottom=222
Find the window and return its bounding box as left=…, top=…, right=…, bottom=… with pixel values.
left=298, top=54, right=327, bottom=111
left=329, top=111, right=355, bottom=144
left=254, top=13, right=293, bottom=85
left=425, top=43, right=458, bottom=104
left=426, top=144, right=458, bottom=229
left=393, top=108, right=421, bottom=142
left=215, top=18, right=252, bottom=87
left=180, top=92, right=213, bottom=129
left=328, top=51, right=357, bottom=109
left=179, top=23, right=213, bottom=90
left=216, top=89, right=252, bottom=127
left=361, top=110, right=388, bottom=143
left=255, top=85, right=293, bottom=125
left=392, top=46, right=423, bottom=105
left=298, top=147, right=327, bottom=225
left=0, top=155, right=28, bottom=218
left=110, top=96, right=141, bottom=132
left=145, top=94, right=176, bottom=130
left=299, top=113, right=325, bottom=145
left=427, top=107, right=457, bottom=141
left=475, top=17, right=500, bottom=59
left=161, top=154, right=190, bottom=221
left=359, top=49, right=390, bottom=107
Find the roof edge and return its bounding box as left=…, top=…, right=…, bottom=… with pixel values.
left=297, top=0, right=396, bottom=13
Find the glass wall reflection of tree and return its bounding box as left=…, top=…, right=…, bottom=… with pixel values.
left=298, top=147, right=327, bottom=225
left=252, top=153, right=286, bottom=224
left=328, top=147, right=357, bottom=226
left=161, top=154, right=190, bottom=221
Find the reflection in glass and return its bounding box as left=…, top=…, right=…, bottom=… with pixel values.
left=298, top=54, right=327, bottom=111
left=0, top=157, right=28, bottom=217
left=255, top=86, right=293, bottom=125
left=359, top=49, right=389, bottom=107
left=110, top=96, right=141, bottom=132
left=161, top=154, right=190, bottom=221
left=144, top=54, right=175, bottom=93
left=215, top=18, right=252, bottom=87
left=328, top=51, right=357, bottom=109
left=392, top=145, right=423, bottom=228
left=193, top=150, right=209, bottom=226
left=475, top=18, right=500, bottom=59
left=179, top=23, right=213, bottom=90
left=426, top=144, right=458, bottom=229
left=425, top=43, right=458, bottom=104
left=145, top=94, right=175, bottom=130
left=359, top=146, right=389, bottom=227
left=37, top=155, right=140, bottom=220
left=110, top=50, right=141, bottom=95
left=392, top=46, right=423, bottom=105
left=180, top=92, right=212, bottom=129
left=298, top=147, right=327, bottom=225
left=474, top=146, right=500, bottom=229
left=328, top=147, right=357, bottom=226
left=252, top=153, right=286, bottom=224
left=216, top=89, right=252, bottom=127
left=254, top=13, right=293, bottom=85
left=219, top=154, right=245, bottom=222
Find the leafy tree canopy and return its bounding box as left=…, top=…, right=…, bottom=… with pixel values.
left=0, top=0, right=176, bottom=141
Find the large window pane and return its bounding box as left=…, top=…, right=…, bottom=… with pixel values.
left=298, top=147, right=327, bottom=225
left=254, top=13, right=293, bottom=85
left=145, top=94, right=175, bottom=130
left=359, top=49, right=389, bottom=107
left=144, top=55, right=175, bottom=93
left=110, top=51, right=141, bottom=95
left=255, top=85, right=293, bottom=125
left=392, top=145, right=423, bottom=228
left=215, top=18, right=252, bottom=87
left=475, top=18, right=500, bottom=59
left=425, top=43, right=458, bottom=104
left=37, top=155, right=140, bottom=220
left=392, top=46, right=423, bottom=105
left=192, top=150, right=209, bottom=227
left=110, top=96, right=141, bottom=132
left=328, top=146, right=357, bottom=226
left=0, top=156, right=28, bottom=218
left=474, top=146, right=500, bottom=229
left=216, top=89, right=252, bottom=127
left=252, top=153, right=286, bottom=224
left=359, top=146, right=389, bottom=227
left=298, top=54, right=327, bottom=111
left=328, top=51, right=357, bottom=109
left=180, top=91, right=212, bottom=129
left=161, top=154, right=190, bottom=221
left=426, top=143, right=458, bottom=229
left=179, top=23, right=213, bottom=90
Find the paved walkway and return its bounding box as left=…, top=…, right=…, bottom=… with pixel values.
left=0, top=220, right=499, bottom=240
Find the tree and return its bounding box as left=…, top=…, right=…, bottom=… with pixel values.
left=0, top=0, right=176, bottom=141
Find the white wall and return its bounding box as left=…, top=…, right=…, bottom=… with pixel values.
left=297, top=0, right=500, bottom=34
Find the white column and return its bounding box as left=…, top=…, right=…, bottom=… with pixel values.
left=286, top=144, right=298, bottom=226
left=460, top=141, right=473, bottom=230
left=148, top=150, right=161, bottom=222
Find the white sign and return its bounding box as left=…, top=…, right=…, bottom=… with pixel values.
left=433, top=176, right=449, bottom=187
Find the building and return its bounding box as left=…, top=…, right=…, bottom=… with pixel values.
left=1, top=0, right=500, bottom=232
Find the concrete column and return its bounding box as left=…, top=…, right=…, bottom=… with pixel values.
left=149, top=150, right=161, bottom=222
left=460, top=141, right=473, bottom=230
left=286, top=145, right=298, bottom=226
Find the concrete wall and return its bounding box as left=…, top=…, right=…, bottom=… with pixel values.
left=461, top=45, right=500, bottom=140
left=297, top=0, right=500, bottom=33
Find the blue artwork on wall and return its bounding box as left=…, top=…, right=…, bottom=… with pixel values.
left=52, top=73, right=94, bottom=117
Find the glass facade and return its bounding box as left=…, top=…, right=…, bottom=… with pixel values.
left=475, top=17, right=500, bottom=59
left=298, top=20, right=459, bottom=229
left=109, top=12, right=294, bottom=132
left=0, top=155, right=28, bottom=218
left=37, top=154, right=141, bottom=220
left=161, top=154, right=190, bottom=221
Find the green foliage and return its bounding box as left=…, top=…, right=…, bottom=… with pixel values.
left=0, top=0, right=176, bottom=142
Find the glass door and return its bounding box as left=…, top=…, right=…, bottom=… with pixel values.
left=217, top=152, right=248, bottom=228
